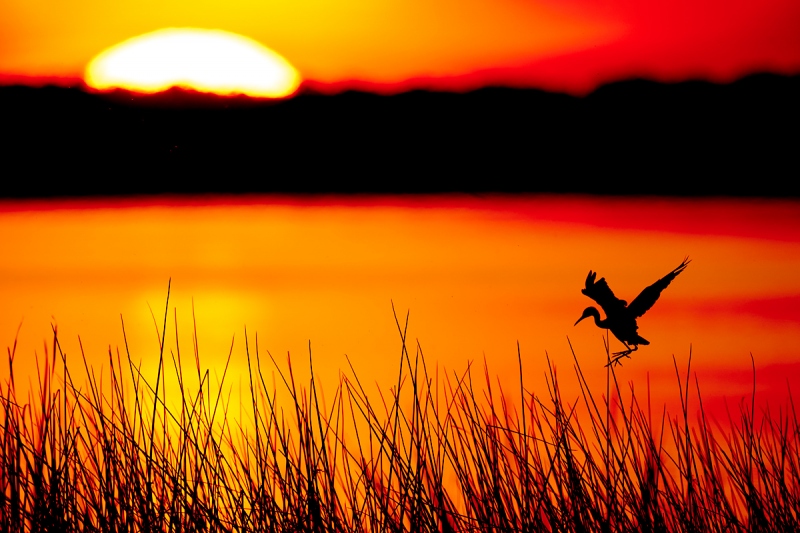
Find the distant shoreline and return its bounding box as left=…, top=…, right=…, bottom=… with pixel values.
left=2, top=73, right=798, bottom=197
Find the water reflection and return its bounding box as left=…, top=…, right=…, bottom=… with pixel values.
left=1, top=195, right=799, bottom=418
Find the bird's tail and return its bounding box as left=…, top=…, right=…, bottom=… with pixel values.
left=634, top=335, right=650, bottom=345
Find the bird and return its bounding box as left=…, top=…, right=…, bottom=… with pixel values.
left=574, top=257, right=690, bottom=366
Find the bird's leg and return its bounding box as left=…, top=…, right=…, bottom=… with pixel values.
left=612, top=345, right=629, bottom=357
left=612, top=342, right=638, bottom=357
left=607, top=343, right=638, bottom=367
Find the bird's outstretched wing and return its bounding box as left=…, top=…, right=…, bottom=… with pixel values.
left=582, top=270, right=627, bottom=316
left=628, top=257, right=690, bottom=318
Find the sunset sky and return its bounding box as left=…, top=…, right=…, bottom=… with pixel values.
left=2, top=196, right=799, bottom=422
left=2, top=1, right=798, bottom=521
left=3, top=0, right=800, bottom=93
left=3, top=0, right=799, bottom=432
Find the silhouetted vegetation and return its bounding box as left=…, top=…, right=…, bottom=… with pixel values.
left=1, top=74, right=799, bottom=196
left=2, top=304, right=798, bottom=532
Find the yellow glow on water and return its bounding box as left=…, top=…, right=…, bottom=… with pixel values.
left=85, top=28, right=300, bottom=97
left=2, top=196, right=800, bottom=420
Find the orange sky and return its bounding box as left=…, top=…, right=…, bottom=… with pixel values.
left=2, top=0, right=800, bottom=93
left=2, top=196, right=799, bottom=423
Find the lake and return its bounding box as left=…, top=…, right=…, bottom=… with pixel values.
left=2, top=194, right=799, bottom=419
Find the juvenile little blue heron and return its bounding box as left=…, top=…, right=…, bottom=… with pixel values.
left=574, top=257, right=690, bottom=366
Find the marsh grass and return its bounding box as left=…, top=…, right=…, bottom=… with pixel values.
left=1, top=301, right=799, bottom=532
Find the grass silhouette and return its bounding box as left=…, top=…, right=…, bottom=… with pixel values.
left=1, top=300, right=798, bottom=532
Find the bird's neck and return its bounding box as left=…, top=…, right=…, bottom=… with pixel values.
left=591, top=309, right=608, bottom=328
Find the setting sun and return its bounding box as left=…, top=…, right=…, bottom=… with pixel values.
left=85, top=28, right=300, bottom=97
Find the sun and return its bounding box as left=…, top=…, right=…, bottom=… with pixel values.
left=85, top=28, right=301, bottom=98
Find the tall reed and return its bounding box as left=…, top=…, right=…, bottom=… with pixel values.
left=1, top=303, right=797, bottom=532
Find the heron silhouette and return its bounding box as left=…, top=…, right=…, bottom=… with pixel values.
left=574, top=257, right=690, bottom=366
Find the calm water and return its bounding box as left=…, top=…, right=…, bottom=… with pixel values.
left=2, top=195, right=799, bottom=417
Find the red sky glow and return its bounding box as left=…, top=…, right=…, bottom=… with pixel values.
left=2, top=0, right=799, bottom=93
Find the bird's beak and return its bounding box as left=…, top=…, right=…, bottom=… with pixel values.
left=574, top=315, right=586, bottom=326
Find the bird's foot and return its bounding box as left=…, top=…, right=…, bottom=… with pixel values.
left=606, top=351, right=632, bottom=367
